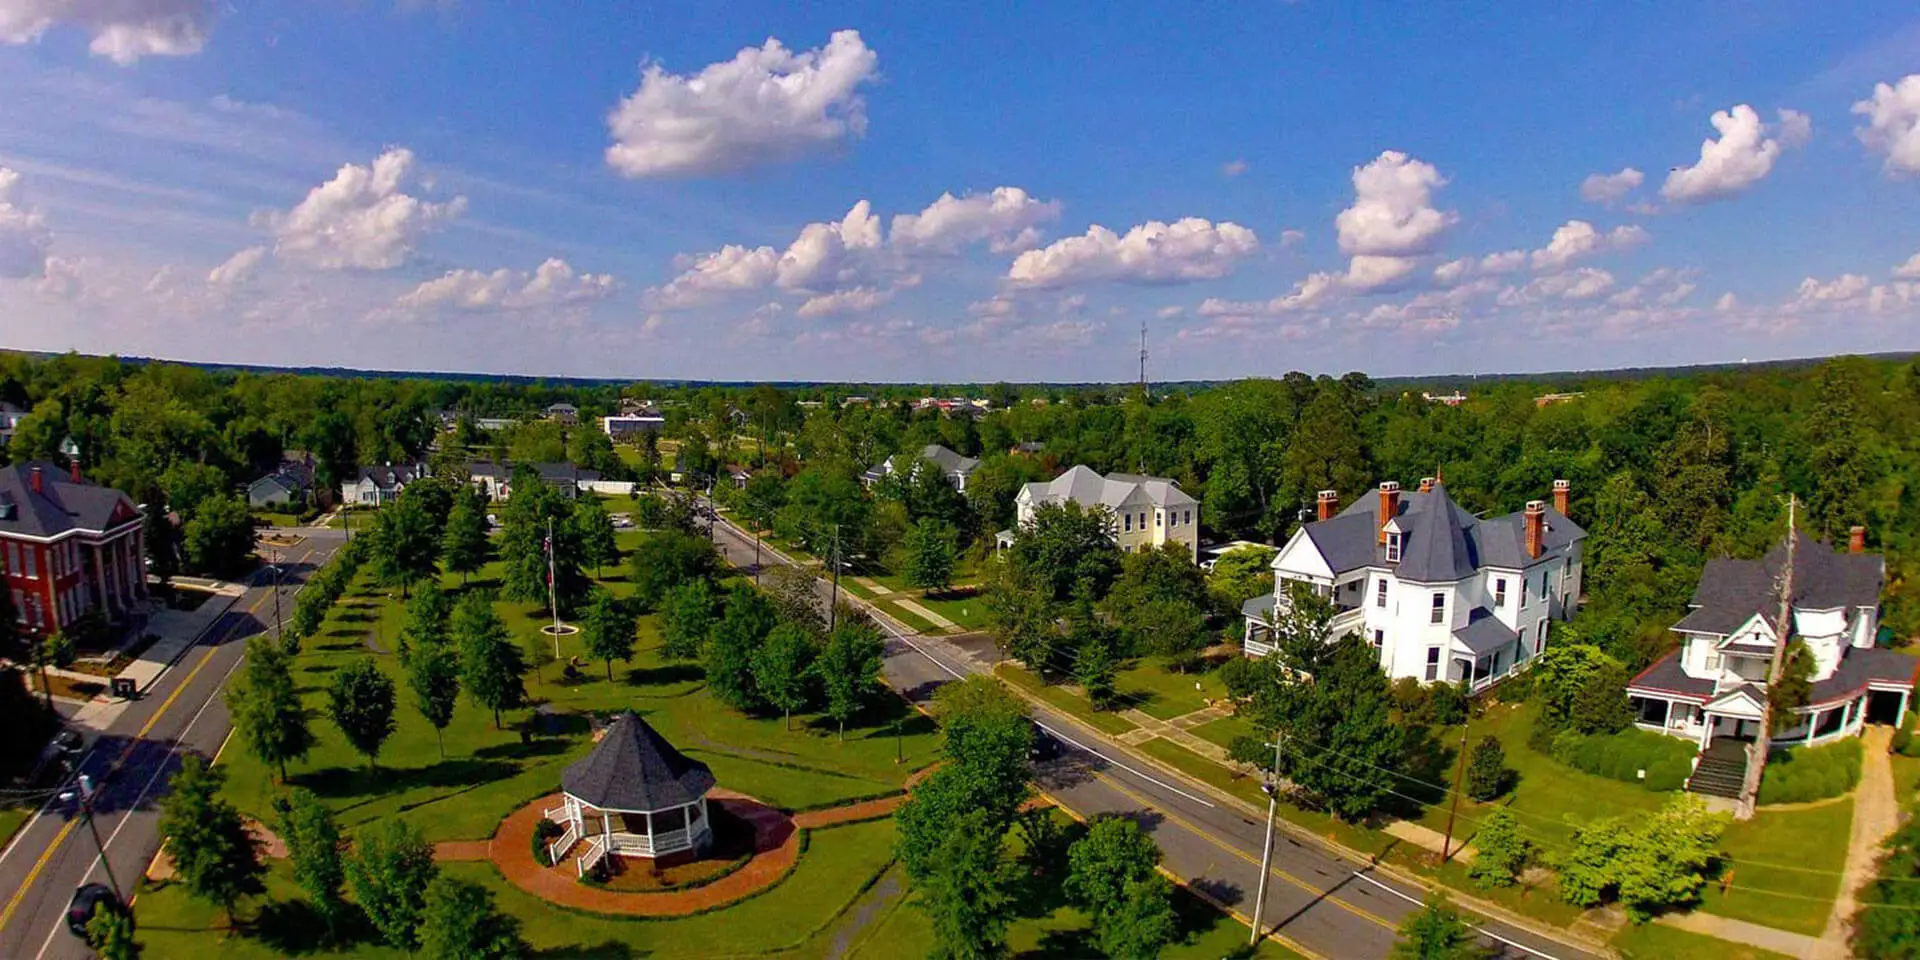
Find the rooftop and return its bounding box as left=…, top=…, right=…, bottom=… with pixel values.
left=562, top=713, right=716, bottom=813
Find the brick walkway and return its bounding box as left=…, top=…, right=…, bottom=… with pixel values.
left=434, top=840, right=491, bottom=862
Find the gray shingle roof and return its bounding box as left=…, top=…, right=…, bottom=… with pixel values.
left=0, top=461, right=138, bottom=539
left=1626, top=650, right=1717, bottom=702
left=1809, top=647, right=1917, bottom=705
left=1306, top=482, right=1583, bottom=582
left=1453, top=607, right=1518, bottom=655
left=1677, top=532, right=1884, bottom=637
left=1020, top=465, right=1198, bottom=512
left=562, top=713, right=715, bottom=812
left=353, top=463, right=427, bottom=490
left=1242, top=593, right=1276, bottom=620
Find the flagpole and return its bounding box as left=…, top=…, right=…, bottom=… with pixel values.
left=547, top=516, right=561, bottom=659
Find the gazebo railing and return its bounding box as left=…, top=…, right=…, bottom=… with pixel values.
left=548, top=822, right=578, bottom=865
left=576, top=835, right=607, bottom=878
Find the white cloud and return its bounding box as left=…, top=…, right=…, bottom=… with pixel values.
left=396, top=258, right=617, bottom=313
left=1501, top=267, right=1617, bottom=305
left=1715, top=292, right=1738, bottom=312
left=262, top=148, right=465, bottom=270
left=645, top=244, right=778, bottom=308
left=605, top=30, right=879, bottom=178
left=1007, top=217, right=1258, bottom=287
left=1661, top=104, right=1807, bottom=204
left=1333, top=150, right=1456, bottom=257
left=1221, top=159, right=1248, bottom=177
left=1580, top=167, right=1644, bottom=205
left=795, top=286, right=891, bottom=318
left=889, top=187, right=1060, bottom=254
left=1478, top=250, right=1528, bottom=275
left=1530, top=220, right=1650, bottom=272
left=1278, top=229, right=1306, bottom=248
left=1853, top=75, right=1920, bottom=177
left=34, top=255, right=82, bottom=299
left=1785, top=274, right=1871, bottom=310
left=0, top=0, right=211, bottom=64
left=1606, top=267, right=1696, bottom=308
left=1434, top=258, right=1472, bottom=286
left=775, top=199, right=882, bottom=290
left=0, top=166, right=51, bottom=279
left=1155, top=305, right=1184, bottom=319
left=1196, top=272, right=1342, bottom=317
left=207, top=245, right=265, bottom=287
left=1345, top=255, right=1419, bottom=291
left=1895, top=252, right=1920, bottom=279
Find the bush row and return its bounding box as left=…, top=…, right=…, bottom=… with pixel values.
left=1757, top=737, right=1862, bottom=805
left=287, top=535, right=369, bottom=642
left=1548, top=726, right=1694, bottom=792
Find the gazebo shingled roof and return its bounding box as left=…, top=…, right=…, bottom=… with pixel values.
left=561, top=713, right=715, bottom=813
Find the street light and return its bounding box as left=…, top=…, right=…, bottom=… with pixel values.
left=60, top=774, right=124, bottom=905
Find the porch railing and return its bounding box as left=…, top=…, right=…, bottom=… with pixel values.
left=548, top=823, right=578, bottom=865
left=576, top=836, right=606, bottom=878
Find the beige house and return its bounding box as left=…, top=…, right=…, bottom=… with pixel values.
left=1003, top=465, right=1199, bottom=561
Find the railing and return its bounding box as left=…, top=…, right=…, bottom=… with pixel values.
left=1329, top=606, right=1366, bottom=635
left=548, top=823, right=578, bottom=865
left=543, top=802, right=569, bottom=821
left=576, top=836, right=606, bottom=878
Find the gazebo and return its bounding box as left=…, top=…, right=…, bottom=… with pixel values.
left=545, top=713, right=717, bottom=876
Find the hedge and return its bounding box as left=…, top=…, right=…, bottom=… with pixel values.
left=1548, top=726, right=1695, bottom=792
left=1758, top=737, right=1862, bottom=805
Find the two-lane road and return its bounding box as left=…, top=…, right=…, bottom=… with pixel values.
left=0, top=530, right=343, bottom=960
left=703, top=509, right=1603, bottom=960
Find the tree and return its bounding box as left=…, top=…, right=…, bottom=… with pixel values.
left=1556, top=794, right=1727, bottom=922
left=1465, top=736, right=1514, bottom=802
left=1768, top=640, right=1815, bottom=732
left=1528, top=644, right=1629, bottom=735
left=1006, top=501, right=1121, bottom=602
left=370, top=494, right=439, bottom=598
left=143, top=492, right=180, bottom=585
left=441, top=490, right=491, bottom=585
left=752, top=623, right=816, bottom=729
left=626, top=529, right=720, bottom=612
left=400, top=582, right=454, bottom=660
left=419, top=874, right=528, bottom=960
left=707, top=583, right=776, bottom=711
left=25, top=630, right=74, bottom=714
left=1065, top=816, right=1162, bottom=911
left=327, top=658, right=397, bottom=769
left=1852, top=816, right=1920, bottom=957
left=661, top=578, right=721, bottom=660
left=1391, top=893, right=1492, bottom=960
left=497, top=469, right=586, bottom=612
left=983, top=562, right=1058, bottom=675
left=817, top=619, right=885, bottom=738
left=161, top=460, right=227, bottom=516
left=573, top=495, right=619, bottom=578
left=763, top=563, right=826, bottom=635
left=277, top=788, right=347, bottom=939
left=226, top=636, right=313, bottom=782
left=1073, top=634, right=1118, bottom=709
left=157, top=756, right=264, bottom=921
left=1466, top=809, right=1533, bottom=890
left=522, top=630, right=556, bottom=688
left=408, top=642, right=461, bottom=758
left=903, top=518, right=960, bottom=595
left=1208, top=545, right=1278, bottom=612
left=85, top=904, right=136, bottom=960
left=933, top=677, right=1033, bottom=821
left=182, top=492, right=254, bottom=579
left=345, top=818, right=439, bottom=951
left=914, top=808, right=1021, bottom=960
left=1101, top=874, right=1180, bottom=960
left=1241, top=626, right=1406, bottom=822
left=582, top=588, right=637, bottom=681
left=455, top=591, right=526, bottom=728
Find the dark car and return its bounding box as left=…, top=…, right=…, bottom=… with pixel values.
left=66, top=883, right=117, bottom=937
left=1029, top=726, right=1060, bottom=762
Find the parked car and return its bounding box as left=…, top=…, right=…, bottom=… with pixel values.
left=66, top=883, right=117, bottom=937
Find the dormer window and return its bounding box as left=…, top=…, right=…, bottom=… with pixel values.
left=1385, top=532, right=1403, bottom=563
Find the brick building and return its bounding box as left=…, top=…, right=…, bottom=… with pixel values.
left=0, top=461, right=147, bottom=637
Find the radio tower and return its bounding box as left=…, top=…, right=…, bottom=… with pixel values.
left=1139, top=320, right=1150, bottom=399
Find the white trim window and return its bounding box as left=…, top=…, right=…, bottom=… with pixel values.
left=1386, top=532, right=1403, bottom=563
left=1430, top=592, right=1446, bottom=624
left=1375, top=579, right=1388, bottom=609
left=1494, top=577, right=1507, bottom=609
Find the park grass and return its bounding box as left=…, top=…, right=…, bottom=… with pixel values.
left=993, top=663, right=1136, bottom=736
left=0, top=806, right=31, bottom=850
left=1697, top=796, right=1852, bottom=936
left=1611, top=920, right=1793, bottom=959
left=904, top=588, right=994, bottom=632
left=1113, top=658, right=1228, bottom=720
left=1191, top=714, right=1259, bottom=751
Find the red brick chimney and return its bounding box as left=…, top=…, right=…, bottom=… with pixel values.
left=1524, top=500, right=1545, bottom=559
left=1377, top=481, right=1401, bottom=544
left=1552, top=479, right=1570, bottom=518
left=69, top=461, right=81, bottom=484
left=1418, top=476, right=1434, bottom=493
left=30, top=466, right=42, bottom=495
left=1316, top=489, right=1338, bottom=522
left=1850, top=525, right=1867, bottom=554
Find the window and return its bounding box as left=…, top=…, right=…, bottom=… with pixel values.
left=1155, top=511, right=1162, bottom=528
left=1385, top=532, right=1402, bottom=562
left=1184, top=510, right=1192, bottom=525
left=4, top=541, right=15, bottom=574
left=1705, top=651, right=1722, bottom=672
left=1539, top=574, right=1548, bottom=601
left=1430, top=592, right=1446, bottom=624
left=1494, top=577, right=1507, bottom=608
left=1139, top=512, right=1147, bottom=530
left=1375, top=579, right=1389, bottom=608
left=1425, top=646, right=1441, bottom=681
left=22, top=548, right=34, bottom=579
left=1536, top=621, right=1548, bottom=653
left=1124, top=513, right=1132, bottom=532
left=1370, top=629, right=1384, bottom=648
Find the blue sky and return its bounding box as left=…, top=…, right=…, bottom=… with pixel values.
left=0, top=2, right=1916, bottom=382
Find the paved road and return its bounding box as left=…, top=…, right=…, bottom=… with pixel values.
left=704, top=511, right=1604, bottom=960
left=0, top=530, right=343, bottom=960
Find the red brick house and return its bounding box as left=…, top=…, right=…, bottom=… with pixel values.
left=1, top=461, right=146, bottom=637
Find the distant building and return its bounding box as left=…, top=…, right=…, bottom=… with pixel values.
left=1422, top=391, right=1467, bottom=406
left=602, top=415, right=666, bottom=440
left=1534, top=392, right=1586, bottom=407
left=342, top=462, right=429, bottom=506
left=546, top=403, right=580, bottom=425
left=1006, top=465, right=1199, bottom=561
left=475, top=417, right=517, bottom=432
left=1, top=461, right=146, bottom=637
left=248, top=458, right=315, bottom=508
left=0, top=402, right=25, bottom=447
left=862, top=444, right=980, bottom=493
left=466, top=461, right=601, bottom=501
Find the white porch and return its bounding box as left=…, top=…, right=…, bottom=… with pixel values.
left=546, top=792, right=713, bottom=877
left=1630, top=685, right=1908, bottom=751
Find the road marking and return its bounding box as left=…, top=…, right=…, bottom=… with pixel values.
left=0, top=821, right=75, bottom=935
left=1348, top=872, right=1571, bottom=960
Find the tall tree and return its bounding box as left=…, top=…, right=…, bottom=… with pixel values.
left=581, top=588, right=637, bottom=681
left=407, top=642, right=461, bottom=758
left=1064, top=816, right=1162, bottom=912
left=914, top=808, right=1021, bottom=960
left=573, top=495, right=619, bottom=578
left=276, top=788, right=347, bottom=940
left=763, top=564, right=827, bottom=635
left=626, top=529, right=720, bottom=612
left=371, top=495, right=441, bottom=599
left=327, top=658, right=397, bottom=770
left=497, top=467, right=586, bottom=611
left=1006, top=501, right=1121, bottom=602
left=455, top=591, right=526, bottom=728
left=182, top=493, right=255, bottom=579
left=707, top=583, right=776, bottom=711
left=902, top=518, right=960, bottom=595
left=440, top=489, right=492, bottom=586
left=817, top=620, right=885, bottom=739
left=418, top=875, right=529, bottom=960
left=226, top=636, right=313, bottom=782
left=157, top=756, right=264, bottom=922
left=661, top=578, right=721, bottom=661
left=25, top=630, right=74, bottom=715
left=345, top=818, right=439, bottom=951
left=399, top=581, right=454, bottom=660
left=752, top=623, right=816, bottom=729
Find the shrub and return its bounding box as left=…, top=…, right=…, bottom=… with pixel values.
left=1548, top=727, right=1694, bottom=792
left=1466, top=736, right=1516, bottom=802
left=1892, top=722, right=1913, bottom=757
left=1389, top=678, right=1465, bottom=726
left=532, top=819, right=563, bottom=868
left=1467, top=809, right=1533, bottom=889
left=1758, top=738, right=1863, bottom=806
left=1215, top=656, right=1260, bottom=700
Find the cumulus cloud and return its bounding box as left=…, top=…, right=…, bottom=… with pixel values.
left=1500, top=267, right=1617, bottom=305
left=1529, top=220, right=1650, bottom=272
left=1221, top=159, right=1248, bottom=177
left=0, top=0, right=211, bottom=64
left=1195, top=272, right=1342, bottom=318
left=396, top=257, right=617, bottom=313
left=1715, top=292, right=1738, bottom=312
left=1895, top=252, right=1920, bottom=279
left=1345, top=255, right=1420, bottom=291
left=889, top=187, right=1060, bottom=254
left=1785, top=274, right=1871, bottom=311
left=1605, top=267, right=1696, bottom=308
left=261, top=148, right=464, bottom=270
left=1661, top=105, right=1808, bottom=204
left=1333, top=150, right=1456, bottom=257
left=207, top=245, right=265, bottom=287
left=1580, top=167, right=1644, bottom=205
left=645, top=244, right=779, bottom=308
left=1007, top=217, right=1258, bottom=287
left=0, top=166, right=52, bottom=279
left=1853, top=75, right=1920, bottom=177
left=795, top=286, right=891, bottom=318
left=775, top=199, right=882, bottom=290
left=605, top=30, right=879, bottom=178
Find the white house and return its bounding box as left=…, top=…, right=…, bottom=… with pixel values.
left=1244, top=479, right=1584, bottom=691
left=0, top=402, right=25, bottom=448
left=466, top=461, right=601, bottom=502
left=341, top=463, right=428, bottom=506
left=1005, top=465, right=1200, bottom=561
left=1626, top=529, right=1914, bottom=782
left=861, top=444, right=980, bottom=493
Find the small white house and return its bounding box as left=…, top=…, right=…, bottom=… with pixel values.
left=1244, top=479, right=1584, bottom=691
left=340, top=462, right=428, bottom=506
left=861, top=444, right=979, bottom=493
left=1003, top=465, right=1200, bottom=561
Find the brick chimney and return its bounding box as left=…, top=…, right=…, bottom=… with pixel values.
left=1418, top=476, right=1434, bottom=493
left=1524, top=500, right=1545, bottom=559
left=1552, top=479, right=1570, bottom=518
left=30, top=465, right=42, bottom=495
left=1316, top=489, right=1339, bottom=522
left=1377, top=481, right=1401, bottom=545
left=1850, top=525, right=1867, bottom=554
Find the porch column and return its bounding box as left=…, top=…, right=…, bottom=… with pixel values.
left=1699, top=713, right=1714, bottom=750
left=1901, top=691, right=1911, bottom=729
left=1806, top=707, right=1825, bottom=744
left=1661, top=698, right=1673, bottom=730
left=133, top=526, right=147, bottom=598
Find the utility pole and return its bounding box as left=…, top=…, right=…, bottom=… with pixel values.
left=63, top=774, right=124, bottom=904
left=1139, top=320, right=1150, bottom=400
left=827, top=523, right=842, bottom=633
left=546, top=516, right=561, bottom=659
left=1738, top=495, right=1797, bottom=820
left=270, top=548, right=284, bottom=640
left=1440, top=706, right=1471, bottom=860
left=1249, top=734, right=1283, bottom=946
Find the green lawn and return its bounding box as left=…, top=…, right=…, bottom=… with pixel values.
left=1697, top=796, right=1853, bottom=936
left=1190, top=715, right=1259, bottom=751
left=0, top=806, right=31, bottom=852
left=1113, top=658, right=1229, bottom=720
left=994, top=663, right=1136, bottom=736
left=1611, top=921, right=1794, bottom=960
left=904, top=588, right=994, bottom=632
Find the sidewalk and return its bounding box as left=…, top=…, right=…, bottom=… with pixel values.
left=1657, top=910, right=1818, bottom=958
left=119, top=578, right=247, bottom=693
left=1811, top=725, right=1897, bottom=959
